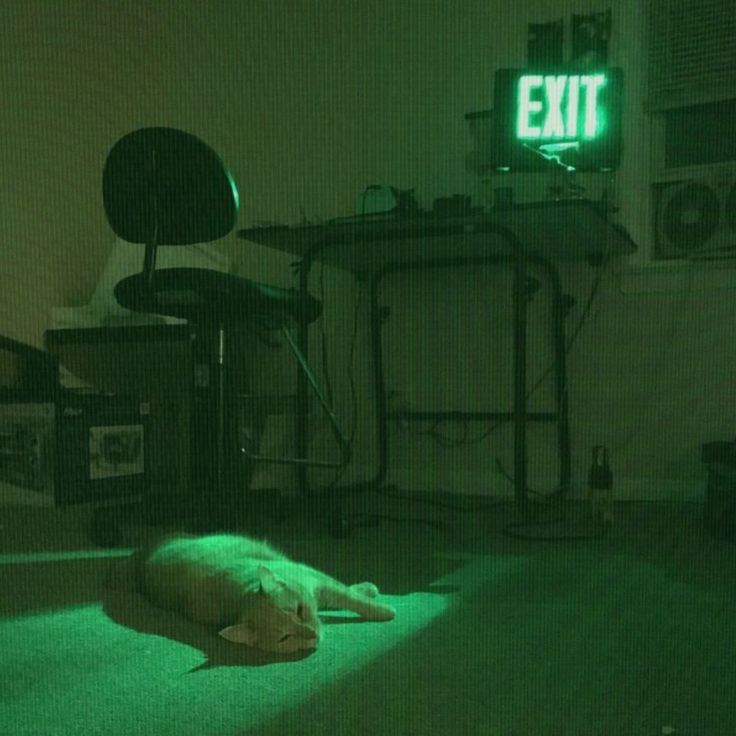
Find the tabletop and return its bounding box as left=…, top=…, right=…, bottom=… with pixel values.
left=237, top=199, right=637, bottom=275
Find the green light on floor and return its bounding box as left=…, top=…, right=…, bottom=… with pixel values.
left=1, top=552, right=518, bottom=735
left=1, top=596, right=449, bottom=734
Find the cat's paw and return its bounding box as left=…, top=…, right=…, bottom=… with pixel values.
left=371, top=603, right=396, bottom=621
left=350, top=582, right=379, bottom=598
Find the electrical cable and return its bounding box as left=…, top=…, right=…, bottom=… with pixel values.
left=314, top=259, right=361, bottom=492
left=394, top=246, right=611, bottom=460
left=376, top=483, right=505, bottom=512
left=318, top=260, right=334, bottom=408
left=285, top=256, right=360, bottom=493
left=372, top=205, right=621, bottom=540
left=318, top=239, right=613, bottom=536
left=293, top=199, right=623, bottom=541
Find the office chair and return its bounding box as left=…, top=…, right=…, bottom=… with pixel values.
left=102, top=126, right=350, bottom=520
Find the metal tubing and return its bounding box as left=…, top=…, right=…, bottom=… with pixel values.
left=370, top=286, right=390, bottom=487
left=295, top=251, right=313, bottom=491
left=550, top=267, right=571, bottom=498
left=299, top=225, right=569, bottom=521
left=215, top=326, right=226, bottom=497
left=239, top=327, right=352, bottom=468
left=512, top=247, right=529, bottom=520
left=368, top=252, right=569, bottom=517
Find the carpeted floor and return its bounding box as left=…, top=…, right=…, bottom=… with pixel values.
left=1, top=489, right=735, bottom=736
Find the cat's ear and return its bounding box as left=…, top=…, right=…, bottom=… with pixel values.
left=219, top=622, right=256, bottom=646
left=257, top=565, right=283, bottom=594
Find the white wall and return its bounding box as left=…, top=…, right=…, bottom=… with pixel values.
left=1, top=0, right=732, bottom=500
left=323, top=0, right=736, bottom=501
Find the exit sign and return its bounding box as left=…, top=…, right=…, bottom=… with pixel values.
left=517, top=74, right=607, bottom=140
left=490, top=68, right=623, bottom=172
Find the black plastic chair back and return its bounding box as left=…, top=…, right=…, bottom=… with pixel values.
left=102, top=127, right=238, bottom=247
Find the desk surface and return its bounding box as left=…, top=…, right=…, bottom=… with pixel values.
left=238, top=199, right=637, bottom=275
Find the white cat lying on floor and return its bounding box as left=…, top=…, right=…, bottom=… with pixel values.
left=135, top=533, right=395, bottom=653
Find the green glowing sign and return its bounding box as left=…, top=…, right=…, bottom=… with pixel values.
left=516, top=74, right=606, bottom=140
left=490, top=68, right=623, bottom=172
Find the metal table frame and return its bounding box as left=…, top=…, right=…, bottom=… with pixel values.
left=367, top=252, right=571, bottom=517
left=238, top=199, right=636, bottom=521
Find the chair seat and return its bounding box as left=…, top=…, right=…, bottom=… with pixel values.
left=114, top=267, right=322, bottom=327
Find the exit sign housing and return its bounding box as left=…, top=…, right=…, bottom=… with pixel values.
left=490, top=68, right=623, bottom=172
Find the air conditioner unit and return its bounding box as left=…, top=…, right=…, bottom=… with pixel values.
left=652, top=164, right=736, bottom=261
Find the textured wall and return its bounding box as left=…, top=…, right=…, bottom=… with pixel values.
left=1, top=0, right=730, bottom=498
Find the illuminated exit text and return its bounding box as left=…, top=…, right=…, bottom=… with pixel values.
left=516, top=74, right=607, bottom=140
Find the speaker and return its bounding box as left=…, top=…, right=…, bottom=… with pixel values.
left=653, top=170, right=736, bottom=260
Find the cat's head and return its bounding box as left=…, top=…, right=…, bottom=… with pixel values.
left=219, top=566, right=321, bottom=653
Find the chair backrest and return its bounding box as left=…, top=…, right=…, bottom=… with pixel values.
left=102, top=127, right=239, bottom=247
